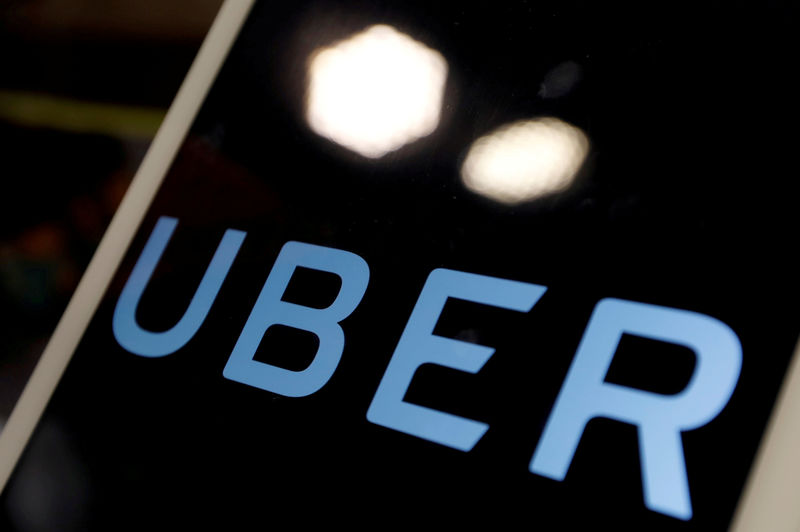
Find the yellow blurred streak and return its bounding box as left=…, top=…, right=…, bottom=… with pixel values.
left=0, top=91, right=166, bottom=139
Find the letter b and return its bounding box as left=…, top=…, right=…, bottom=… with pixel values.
left=223, top=241, right=369, bottom=397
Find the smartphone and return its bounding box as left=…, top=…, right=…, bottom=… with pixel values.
left=1, top=1, right=798, bottom=529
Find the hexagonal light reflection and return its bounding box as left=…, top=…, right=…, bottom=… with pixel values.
left=305, top=25, right=448, bottom=158
left=461, top=118, right=589, bottom=204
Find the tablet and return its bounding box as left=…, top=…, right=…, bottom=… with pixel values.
left=2, top=0, right=799, bottom=529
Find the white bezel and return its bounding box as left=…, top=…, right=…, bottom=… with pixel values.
left=0, top=0, right=255, bottom=493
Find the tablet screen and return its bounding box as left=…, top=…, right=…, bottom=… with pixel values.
left=3, top=1, right=798, bottom=529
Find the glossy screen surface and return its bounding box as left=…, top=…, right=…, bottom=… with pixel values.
left=3, top=1, right=799, bottom=530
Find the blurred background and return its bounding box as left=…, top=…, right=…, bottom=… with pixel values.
left=0, top=0, right=224, bottom=424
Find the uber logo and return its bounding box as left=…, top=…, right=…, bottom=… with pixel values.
left=113, top=216, right=742, bottom=521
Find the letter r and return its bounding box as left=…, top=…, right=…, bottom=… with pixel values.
left=223, top=241, right=369, bottom=397
left=529, top=298, right=742, bottom=520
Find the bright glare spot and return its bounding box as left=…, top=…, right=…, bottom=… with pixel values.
left=461, top=118, right=589, bottom=204
left=306, top=25, right=448, bottom=158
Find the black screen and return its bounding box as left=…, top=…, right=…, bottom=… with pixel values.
left=3, top=1, right=799, bottom=530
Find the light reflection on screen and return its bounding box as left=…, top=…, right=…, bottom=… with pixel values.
left=461, top=118, right=589, bottom=204
left=305, top=24, right=448, bottom=158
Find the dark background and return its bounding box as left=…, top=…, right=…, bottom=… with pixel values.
left=2, top=1, right=800, bottom=530
left=0, top=0, right=223, bottom=421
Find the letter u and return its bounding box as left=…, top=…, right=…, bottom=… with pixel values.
left=112, top=216, right=245, bottom=357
